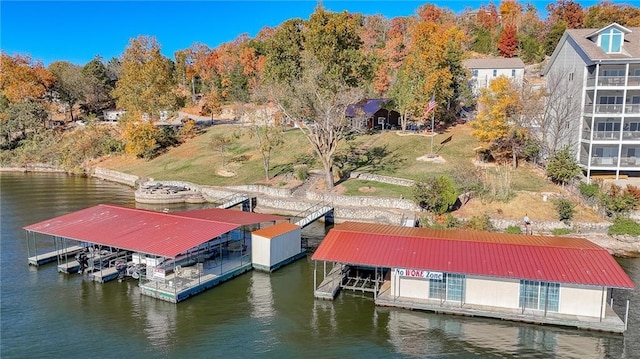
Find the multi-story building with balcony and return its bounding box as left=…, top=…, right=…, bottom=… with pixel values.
left=543, top=23, right=640, bottom=180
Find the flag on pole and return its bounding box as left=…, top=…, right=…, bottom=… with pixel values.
left=440, top=135, right=453, bottom=145
left=424, top=94, right=436, bottom=118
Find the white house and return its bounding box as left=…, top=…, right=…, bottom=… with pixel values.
left=463, top=57, right=525, bottom=94
left=543, top=23, right=640, bottom=180
left=102, top=109, right=126, bottom=122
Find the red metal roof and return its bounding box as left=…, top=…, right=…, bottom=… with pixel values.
left=24, top=204, right=239, bottom=258
left=174, top=208, right=285, bottom=225
left=312, top=222, right=635, bottom=289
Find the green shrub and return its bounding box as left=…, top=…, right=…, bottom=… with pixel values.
left=462, top=214, right=495, bottom=231
left=579, top=181, right=600, bottom=199
left=551, top=228, right=571, bottom=236
left=444, top=213, right=461, bottom=228
left=599, top=184, right=639, bottom=217
left=505, top=225, right=523, bottom=234
left=554, top=198, right=575, bottom=224
left=608, top=217, right=640, bottom=236
left=294, top=165, right=309, bottom=181
left=412, top=176, right=459, bottom=215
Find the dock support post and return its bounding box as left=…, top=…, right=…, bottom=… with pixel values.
left=324, top=209, right=334, bottom=227
left=624, top=299, right=630, bottom=331
left=314, top=261, right=317, bottom=292
left=600, top=286, right=605, bottom=322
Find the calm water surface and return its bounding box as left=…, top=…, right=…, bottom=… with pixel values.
left=1, top=172, right=638, bottom=358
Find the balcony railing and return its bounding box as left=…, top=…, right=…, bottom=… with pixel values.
left=582, top=130, right=640, bottom=141
left=584, top=104, right=640, bottom=114
left=587, top=156, right=640, bottom=167
left=586, top=76, right=640, bottom=87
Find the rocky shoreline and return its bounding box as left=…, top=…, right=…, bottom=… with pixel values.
left=3, top=165, right=639, bottom=257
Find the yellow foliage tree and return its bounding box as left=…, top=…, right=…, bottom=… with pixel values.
left=112, top=36, right=176, bottom=120
left=119, top=113, right=158, bottom=157
left=472, top=76, right=522, bottom=143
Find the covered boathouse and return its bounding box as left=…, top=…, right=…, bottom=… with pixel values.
left=311, top=222, right=635, bottom=333
left=24, top=204, right=298, bottom=303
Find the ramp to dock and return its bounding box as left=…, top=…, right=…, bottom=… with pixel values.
left=216, top=194, right=248, bottom=209
left=294, top=202, right=333, bottom=229
left=28, top=245, right=84, bottom=266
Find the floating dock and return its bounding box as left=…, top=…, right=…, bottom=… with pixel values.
left=28, top=245, right=84, bottom=266
left=314, top=264, right=346, bottom=300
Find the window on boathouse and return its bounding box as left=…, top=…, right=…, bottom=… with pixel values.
left=429, top=273, right=465, bottom=301
left=519, top=280, right=560, bottom=312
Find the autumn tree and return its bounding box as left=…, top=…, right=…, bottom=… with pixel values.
left=49, top=61, right=85, bottom=121
left=546, top=0, right=584, bottom=29
left=499, top=0, right=523, bottom=27
left=498, top=24, right=518, bottom=57
left=264, top=5, right=370, bottom=188
left=472, top=76, right=526, bottom=165
left=119, top=113, right=159, bottom=158
left=0, top=53, right=55, bottom=104
left=399, top=7, right=466, bottom=125
left=112, top=36, right=177, bottom=119
left=584, top=2, right=640, bottom=28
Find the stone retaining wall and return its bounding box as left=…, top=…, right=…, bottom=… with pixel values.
left=488, top=218, right=610, bottom=234
left=305, top=191, right=420, bottom=211
left=92, top=167, right=139, bottom=187
left=349, top=171, right=415, bottom=187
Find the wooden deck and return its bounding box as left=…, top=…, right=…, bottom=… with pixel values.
left=375, top=283, right=627, bottom=333
left=314, top=264, right=345, bottom=300
left=28, top=245, right=84, bottom=266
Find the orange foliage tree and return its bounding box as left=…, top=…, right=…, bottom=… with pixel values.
left=0, top=52, right=55, bottom=103
left=498, top=24, right=519, bottom=57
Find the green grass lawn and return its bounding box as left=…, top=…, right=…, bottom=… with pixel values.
left=98, top=122, right=552, bottom=194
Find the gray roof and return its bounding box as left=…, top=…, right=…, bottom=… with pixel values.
left=463, top=57, right=525, bottom=69
left=563, top=24, right=640, bottom=61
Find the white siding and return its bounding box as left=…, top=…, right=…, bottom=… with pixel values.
left=270, top=228, right=301, bottom=265
left=392, top=276, right=429, bottom=299
left=465, top=276, right=520, bottom=309
left=559, top=285, right=605, bottom=317
left=251, top=227, right=301, bottom=269
left=251, top=234, right=272, bottom=268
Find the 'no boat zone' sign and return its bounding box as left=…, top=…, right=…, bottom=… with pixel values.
left=395, top=268, right=443, bottom=280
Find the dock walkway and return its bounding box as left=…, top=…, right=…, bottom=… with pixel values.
left=28, top=245, right=84, bottom=266
left=314, top=264, right=345, bottom=300
left=375, top=284, right=627, bottom=333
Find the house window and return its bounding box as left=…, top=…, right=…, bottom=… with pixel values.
left=493, top=69, right=497, bottom=77
left=519, top=280, right=560, bottom=312
left=511, top=69, right=516, bottom=77
left=599, top=96, right=623, bottom=105
left=594, top=147, right=617, bottom=157
left=599, top=28, right=623, bottom=53
left=596, top=121, right=620, bottom=131
left=629, top=148, right=636, bottom=157
left=472, top=69, right=478, bottom=77
left=602, top=69, right=625, bottom=77
left=429, top=273, right=465, bottom=301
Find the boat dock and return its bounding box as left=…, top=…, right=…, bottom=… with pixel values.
left=27, top=245, right=84, bottom=266
left=140, top=251, right=253, bottom=303
left=314, top=264, right=346, bottom=300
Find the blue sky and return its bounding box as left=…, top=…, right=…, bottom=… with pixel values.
left=1, top=0, right=601, bottom=66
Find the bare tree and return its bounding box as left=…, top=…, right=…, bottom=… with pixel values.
left=523, top=70, right=582, bottom=157
left=270, top=54, right=364, bottom=187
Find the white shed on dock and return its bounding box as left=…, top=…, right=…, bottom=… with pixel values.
left=252, top=222, right=304, bottom=272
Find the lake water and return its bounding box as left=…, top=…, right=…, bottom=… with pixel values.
left=1, top=172, right=638, bottom=358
